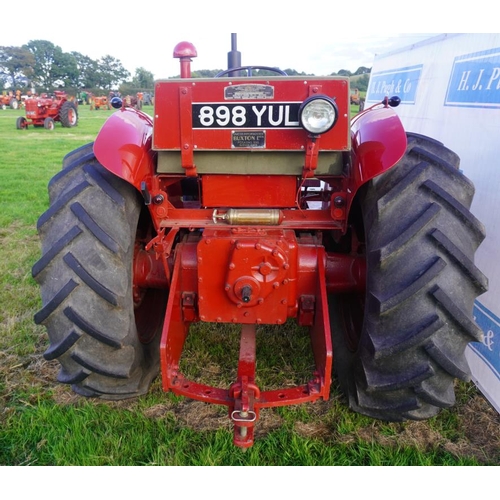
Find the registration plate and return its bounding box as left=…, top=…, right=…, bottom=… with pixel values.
left=192, top=102, right=301, bottom=129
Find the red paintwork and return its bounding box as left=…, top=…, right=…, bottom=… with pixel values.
left=350, top=106, right=407, bottom=186
left=93, top=108, right=155, bottom=192
left=133, top=247, right=168, bottom=290
left=173, top=41, right=197, bottom=78
left=202, top=175, right=297, bottom=207
left=94, top=41, right=409, bottom=448
left=325, top=253, right=366, bottom=293
left=160, top=233, right=332, bottom=448
left=197, top=228, right=298, bottom=324
left=153, top=78, right=350, bottom=152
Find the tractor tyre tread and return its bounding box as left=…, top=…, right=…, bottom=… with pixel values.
left=59, top=101, right=78, bottom=128
left=331, top=133, right=487, bottom=421
left=33, top=143, right=161, bottom=399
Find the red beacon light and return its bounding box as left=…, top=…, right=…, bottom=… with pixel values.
left=173, top=42, right=197, bottom=78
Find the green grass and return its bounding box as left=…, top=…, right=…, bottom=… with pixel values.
left=0, top=399, right=482, bottom=466
left=0, top=105, right=498, bottom=467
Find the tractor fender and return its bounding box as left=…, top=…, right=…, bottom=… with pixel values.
left=350, top=106, right=407, bottom=189
left=94, top=108, right=155, bottom=191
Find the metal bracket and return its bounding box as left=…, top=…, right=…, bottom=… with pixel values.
left=181, top=292, right=197, bottom=322
left=179, top=86, right=197, bottom=177
left=140, top=181, right=152, bottom=205
left=298, top=295, right=315, bottom=326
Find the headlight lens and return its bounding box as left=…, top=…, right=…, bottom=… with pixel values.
left=299, top=96, right=338, bottom=135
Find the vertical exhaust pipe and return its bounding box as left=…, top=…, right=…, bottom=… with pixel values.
left=227, top=33, right=241, bottom=77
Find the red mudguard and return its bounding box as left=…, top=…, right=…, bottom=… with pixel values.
left=350, top=106, right=407, bottom=187
left=93, top=108, right=155, bottom=191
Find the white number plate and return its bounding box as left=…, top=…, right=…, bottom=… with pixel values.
left=192, top=102, right=301, bottom=129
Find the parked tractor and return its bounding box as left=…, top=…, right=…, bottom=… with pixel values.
left=350, top=87, right=360, bottom=105
left=350, top=88, right=366, bottom=111
left=33, top=36, right=487, bottom=449
left=16, top=91, right=78, bottom=130
left=123, top=93, right=143, bottom=110
left=1, top=92, right=19, bottom=110
left=90, top=95, right=111, bottom=110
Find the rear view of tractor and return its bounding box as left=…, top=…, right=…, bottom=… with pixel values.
left=350, top=87, right=360, bottom=105
left=17, top=91, right=78, bottom=130
left=33, top=36, right=487, bottom=449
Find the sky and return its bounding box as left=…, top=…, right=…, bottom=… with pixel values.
left=0, top=2, right=491, bottom=80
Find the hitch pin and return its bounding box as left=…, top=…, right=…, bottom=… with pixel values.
left=231, top=410, right=257, bottom=439
left=231, top=410, right=257, bottom=423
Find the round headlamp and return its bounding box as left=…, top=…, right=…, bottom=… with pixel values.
left=299, top=95, right=338, bottom=135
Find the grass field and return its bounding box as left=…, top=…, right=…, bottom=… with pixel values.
left=0, top=104, right=499, bottom=467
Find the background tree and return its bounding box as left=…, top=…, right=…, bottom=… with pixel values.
left=352, top=73, right=370, bottom=92
left=55, top=51, right=79, bottom=88
left=1, top=39, right=372, bottom=94
left=23, top=40, right=65, bottom=89
left=354, top=66, right=371, bottom=75
left=188, top=68, right=310, bottom=78
left=189, top=69, right=221, bottom=78
left=336, top=69, right=353, bottom=77
left=70, top=51, right=100, bottom=89
left=131, top=67, right=155, bottom=89
left=0, top=46, right=35, bottom=88
left=282, top=68, right=311, bottom=76
left=97, top=55, right=130, bottom=89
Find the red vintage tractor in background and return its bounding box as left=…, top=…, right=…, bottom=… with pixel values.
left=33, top=35, right=487, bottom=448
left=1, top=91, right=19, bottom=110
left=17, top=91, right=78, bottom=130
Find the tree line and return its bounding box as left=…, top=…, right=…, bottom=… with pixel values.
left=184, top=66, right=370, bottom=91
left=0, top=40, right=371, bottom=95
left=0, top=40, right=155, bottom=94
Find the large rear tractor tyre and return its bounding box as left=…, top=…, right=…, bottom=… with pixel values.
left=59, top=101, right=78, bottom=127
left=330, top=133, right=488, bottom=421
left=33, top=143, right=167, bottom=399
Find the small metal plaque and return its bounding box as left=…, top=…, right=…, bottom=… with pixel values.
left=225, top=84, right=274, bottom=100
left=232, top=130, right=266, bottom=148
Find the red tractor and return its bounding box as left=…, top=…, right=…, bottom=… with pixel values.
left=1, top=92, right=19, bottom=110
left=17, top=91, right=78, bottom=130
left=33, top=36, right=487, bottom=448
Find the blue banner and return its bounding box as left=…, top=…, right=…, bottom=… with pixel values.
left=471, top=301, right=500, bottom=382
left=366, top=65, right=423, bottom=104
left=445, top=47, right=500, bottom=108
